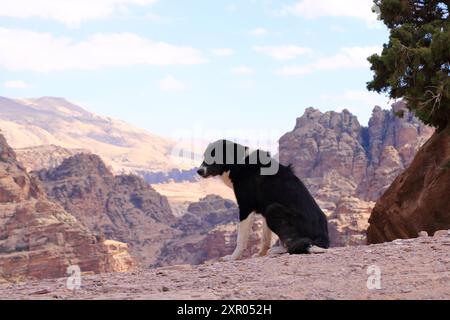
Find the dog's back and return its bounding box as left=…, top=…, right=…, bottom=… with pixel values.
left=252, top=162, right=330, bottom=251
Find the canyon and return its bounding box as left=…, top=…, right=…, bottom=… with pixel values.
left=0, top=96, right=444, bottom=282
left=0, top=132, right=134, bottom=282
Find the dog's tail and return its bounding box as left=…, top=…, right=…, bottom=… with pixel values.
left=285, top=237, right=329, bottom=254
left=284, top=238, right=313, bottom=254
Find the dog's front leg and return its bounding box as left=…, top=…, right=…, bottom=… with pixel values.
left=222, top=212, right=255, bottom=261
left=255, top=217, right=273, bottom=257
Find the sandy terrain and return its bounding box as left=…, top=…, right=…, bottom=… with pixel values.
left=0, top=232, right=448, bottom=300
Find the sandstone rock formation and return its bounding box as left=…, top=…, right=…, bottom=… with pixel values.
left=34, top=153, right=178, bottom=267
left=367, top=126, right=450, bottom=243
left=0, top=132, right=133, bottom=282
left=328, top=197, right=375, bottom=247
left=15, top=145, right=88, bottom=172
left=279, top=101, right=433, bottom=246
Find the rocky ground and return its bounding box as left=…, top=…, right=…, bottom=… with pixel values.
left=1, top=232, right=448, bottom=300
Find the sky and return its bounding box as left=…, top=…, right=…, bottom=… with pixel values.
left=0, top=0, right=393, bottom=144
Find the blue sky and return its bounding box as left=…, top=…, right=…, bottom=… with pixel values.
left=0, top=0, right=392, bottom=141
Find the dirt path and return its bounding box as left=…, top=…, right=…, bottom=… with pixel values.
left=1, top=232, right=449, bottom=300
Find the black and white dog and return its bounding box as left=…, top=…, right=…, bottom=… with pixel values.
left=197, top=139, right=329, bottom=260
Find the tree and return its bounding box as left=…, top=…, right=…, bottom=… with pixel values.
left=367, top=0, right=449, bottom=130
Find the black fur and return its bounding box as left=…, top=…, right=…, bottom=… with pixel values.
left=198, top=139, right=330, bottom=254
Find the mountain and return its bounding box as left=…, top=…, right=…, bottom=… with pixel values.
left=279, top=101, right=433, bottom=246
left=34, top=153, right=178, bottom=267
left=0, top=132, right=133, bottom=282
left=367, top=126, right=450, bottom=243
left=0, top=96, right=192, bottom=176
left=15, top=145, right=89, bottom=172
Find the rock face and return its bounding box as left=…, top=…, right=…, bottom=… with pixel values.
left=0, top=132, right=134, bottom=282
left=327, top=197, right=375, bottom=247
left=279, top=101, right=433, bottom=246
left=156, top=195, right=266, bottom=266
left=137, top=168, right=199, bottom=184
left=15, top=145, right=88, bottom=172
left=34, top=153, right=177, bottom=267
left=367, top=126, right=450, bottom=243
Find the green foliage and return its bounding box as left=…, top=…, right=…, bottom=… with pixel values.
left=367, top=0, right=450, bottom=130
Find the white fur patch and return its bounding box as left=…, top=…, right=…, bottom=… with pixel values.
left=268, top=245, right=288, bottom=256
left=220, top=170, right=234, bottom=189
left=308, top=246, right=328, bottom=254
left=259, top=217, right=273, bottom=256
left=229, top=212, right=255, bottom=260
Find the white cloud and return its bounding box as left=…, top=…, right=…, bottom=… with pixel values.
left=280, top=0, right=379, bottom=26
left=0, top=28, right=207, bottom=72
left=276, top=46, right=381, bottom=76
left=0, top=0, right=158, bottom=28
left=231, top=66, right=254, bottom=75
left=3, top=80, right=30, bottom=89
left=248, top=28, right=268, bottom=37
left=253, top=45, right=312, bottom=60
left=157, top=75, right=186, bottom=92
left=210, top=48, right=234, bottom=57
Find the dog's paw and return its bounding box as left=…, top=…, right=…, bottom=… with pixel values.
left=252, top=251, right=268, bottom=258
left=219, top=254, right=240, bottom=262
left=308, top=245, right=328, bottom=254
left=267, top=246, right=288, bottom=256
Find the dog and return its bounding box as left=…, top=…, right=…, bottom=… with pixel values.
left=197, top=139, right=329, bottom=260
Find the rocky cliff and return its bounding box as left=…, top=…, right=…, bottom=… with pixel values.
left=0, top=132, right=134, bottom=282
left=34, top=153, right=178, bottom=267
left=367, top=126, right=450, bottom=243
left=15, top=145, right=88, bottom=172
left=279, top=101, right=433, bottom=246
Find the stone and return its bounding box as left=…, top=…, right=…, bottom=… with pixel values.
left=368, top=126, right=450, bottom=244
left=433, top=230, right=449, bottom=238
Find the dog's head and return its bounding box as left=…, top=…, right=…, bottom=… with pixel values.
left=197, top=139, right=274, bottom=178
left=197, top=140, right=246, bottom=178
